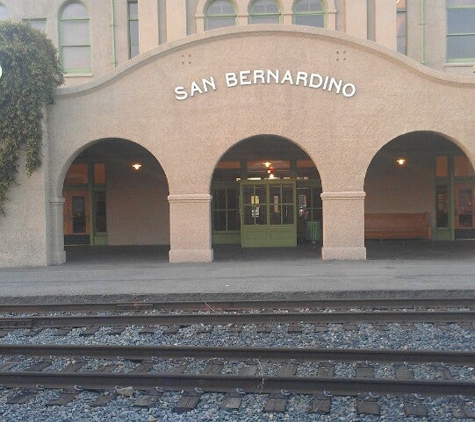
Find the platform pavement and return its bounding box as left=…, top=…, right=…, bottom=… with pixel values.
left=0, top=242, right=474, bottom=304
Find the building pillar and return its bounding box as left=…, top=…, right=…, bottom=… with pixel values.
left=49, top=196, right=66, bottom=265
left=345, top=0, right=367, bottom=40
left=138, top=0, right=159, bottom=54
left=374, top=0, right=397, bottom=50
left=321, top=191, right=366, bottom=260
left=168, top=194, right=213, bottom=263
left=165, top=0, right=187, bottom=42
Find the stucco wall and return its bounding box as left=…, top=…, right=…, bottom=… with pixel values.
left=1, top=26, right=474, bottom=266
left=365, top=154, right=435, bottom=221
left=45, top=27, right=474, bottom=261
left=0, top=154, right=50, bottom=267
left=107, top=158, right=169, bottom=246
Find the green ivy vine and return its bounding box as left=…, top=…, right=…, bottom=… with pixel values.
left=0, top=21, right=63, bottom=216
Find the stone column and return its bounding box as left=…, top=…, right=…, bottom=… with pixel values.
left=345, top=0, right=367, bottom=40
left=321, top=191, right=366, bottom=260
left=374, top=0, right=397, bottom=50
left=138, top=0, right=159, bottom=54
left=49, top=196, right=66, bottom=265
left=165, top=0, right=187, bottom=42
left=168, top=194, right=213, bottom=263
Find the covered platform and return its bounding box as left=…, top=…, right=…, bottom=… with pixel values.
left=63, top=240, right=475, bottom=264
left=0, top=241, right=473, bottom=304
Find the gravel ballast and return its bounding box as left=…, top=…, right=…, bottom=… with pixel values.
left=0, top=318, right=473, bottom=421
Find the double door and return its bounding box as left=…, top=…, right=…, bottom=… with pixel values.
left=240, top=180, right=297, bottom=247
left=436, top=183, right=475, bottom=240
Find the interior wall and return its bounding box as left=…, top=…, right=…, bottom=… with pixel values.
left=106, top=157, right=170, bottom=245
left=364, top=152, right=435, bottom=225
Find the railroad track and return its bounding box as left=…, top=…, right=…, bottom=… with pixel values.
left=1, top=297, right=474, bottom=313
left=0, top=344, right=474, bottom=416
left=0, top=299, right=473, bottom=417
left=0, top=298, right=474, bottom=330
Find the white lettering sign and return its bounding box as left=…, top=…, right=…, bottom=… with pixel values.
left=175, top=69, right=356, bottom=100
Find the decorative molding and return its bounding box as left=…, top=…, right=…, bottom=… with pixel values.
left=168, top=194, right=212, bottom=203
left=321, top=191, right=366, bottom=200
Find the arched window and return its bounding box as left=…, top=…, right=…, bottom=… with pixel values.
left=447, top=0, right=475, bottom=62
left=249, top=0, right=281, bottom=24
left=205, top=0, right=237, bottom=30
left=293, top=0, right=325, bottom=28
left=0, top=4, right=9, bottom=21
left=59, top=2, right=91, bottom=73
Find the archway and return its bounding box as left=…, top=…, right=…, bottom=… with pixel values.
left=211, top=134, right=322, bottom=250
left=61, top=138, right=169, bottom=255
left=364, top=131, right=475, bottom=245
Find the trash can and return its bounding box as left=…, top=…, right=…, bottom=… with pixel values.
left=305, top=221, right=321, bottom=243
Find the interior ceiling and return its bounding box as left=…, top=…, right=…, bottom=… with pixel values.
left=220, top=135, right=312, bottom=161
left=381, top=132, right=463, bottom=154
left=75, top=139, right=154, bottom=161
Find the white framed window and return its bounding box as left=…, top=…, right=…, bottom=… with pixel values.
left=0, top=4, right=9, bottom=21
left=128, top=2, right=139, bottom=58
left=397, top=0, right=407, bottom=55
left=447, top=0, right=475, bottom=62
left=205, top=0, right=237, bottom=31
left=23, top=19, right=47, bottom=32
left=293, top=0, right=325, bottom=28
left=249, top=0, right=281, bottom=24
left=59, top=2, right=91, bottom=73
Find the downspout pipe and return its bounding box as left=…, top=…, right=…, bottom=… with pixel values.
left=420, top=0, right=425, bottom=65
left=110, top=0, right=117, bottom=69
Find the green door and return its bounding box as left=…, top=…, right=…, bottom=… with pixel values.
left=240, top=180, right=297, bottom=247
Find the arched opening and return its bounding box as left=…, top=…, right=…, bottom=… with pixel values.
left=61, top=138, right=169, bottom=260
left=211, top=135, right=322, bottom=252
left=364, top=131, right=475, bottom=249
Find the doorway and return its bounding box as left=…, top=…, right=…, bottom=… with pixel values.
left=455, top=184, right=475, bottom=239
left=63, top=190, right=90, bottom=245
left=211, top=135, right=322, bottom=248
left=241, top=180, right=297, bottom=247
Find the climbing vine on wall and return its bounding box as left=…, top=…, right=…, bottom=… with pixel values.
left=0, top=22, right=63, bottom=216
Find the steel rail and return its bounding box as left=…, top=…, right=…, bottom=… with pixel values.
left=0, top=344, right=474, bottom=365
left=0, top=371, right=473, bottom=396
left=0, top=298, right=474, bottom=313
left=0, top=310, right=473, bottom=329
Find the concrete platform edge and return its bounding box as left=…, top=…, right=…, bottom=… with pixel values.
left=1, top=290, right=475, bottom=305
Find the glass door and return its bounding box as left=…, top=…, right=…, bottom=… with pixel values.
left=211, top=183, right=240, bottom=244
left=455, top=184, right=475, bottom=239
left=63, top=190, right=90, bottom=245
left=240, top=180, right=297, bottom=247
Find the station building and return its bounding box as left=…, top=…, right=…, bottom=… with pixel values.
left=0, top=0, right=475, bottom=267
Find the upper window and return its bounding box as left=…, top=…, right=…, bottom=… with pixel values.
left=59, top=2, right=91, bottom=73
left=447, top=0, right=475, bottom=62
left=0, top=4, right=9, bottom=21
left=128, top=2, right=139, bottom=58
left=205, top=0, right=237, bottom=30
left=397, top=0, right=407, bottom=55
left=249, top=0, right=281, bottom=24
left=293, top=0, right=325, bottom=28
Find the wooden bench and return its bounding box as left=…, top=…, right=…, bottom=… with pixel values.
left=365, top=213, right=431, bottom=240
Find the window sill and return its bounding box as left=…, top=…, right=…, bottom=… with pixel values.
left=444, top=62, right=475, bottom=68
left=63, top=72, right=94, bottom=78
